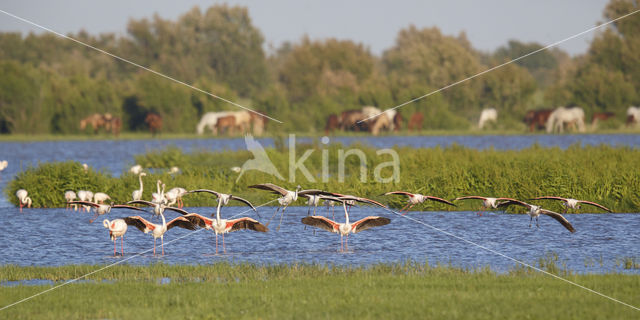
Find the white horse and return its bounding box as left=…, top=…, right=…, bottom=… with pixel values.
left=361, top=106, right=397, bottom=131
left=627, top=106, right=640, bottom=127
left=196, top=111, right=232, bottom=135
left=478, top=108, right=497, bottom=129
left=546, top=106, right=586, bottom=133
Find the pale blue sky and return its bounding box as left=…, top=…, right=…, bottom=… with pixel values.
left=0, top=0, right=610, bottom=56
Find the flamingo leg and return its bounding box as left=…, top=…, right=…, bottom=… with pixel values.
left=476, top=207, right=485, bottom=217
left=161, top=236, right=164, bottom=256
left=536, top=217, right=540, bottom=228
left=153, top=238, right=156, bottom=256
left=340, top=234, right=343, bottom=252
left=215, top=233, right=219, bottom=255
left=529, top=216, right=532, bottom=228
left=223, top=233, right=226, bottom=253
left=277, top=206, right=287, bottom=232
left=121, top=236, right=124, bottom=256
left=399, top=203, right=411, bottom=213
left=89, top=212, right=99, bottom=223
left=266, top=207, right=280, bottom=227
left=401, top=204, right=415, bottom=216
left=345, top=234, right=349, bottom=252
left=19, top=204, right=23, bottom=213
left=113, top=239, right=116, bottom=256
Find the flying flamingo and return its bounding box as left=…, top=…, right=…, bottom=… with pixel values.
left=93, top=192, right=111, bottom=204
left=124, top=213, right=196, bottom=256
left=68, top=201, right=143, bottom=223
left=16, top=189, right=32, bottom=212
left=64, top=190, right=77, bottom=211
left=454, top=196, right=516, bottom=216
left=497, top=199, right=575, bottom=233
left=169, top=203, right=267, bottom=254
left=530, top=196, right=612, bottom=213
left=103, top=219, right=128, bottom=256
left=131, top=172, right=147, bottom=202
left=165, top=187, right=188, bottom=208
left=187, top=189, right=257, bottom=215
left=301, top=196, right=391, bottom=252
left=383, top=191, right=455, bottom=213
left=249, top=184, right=327, bottom=230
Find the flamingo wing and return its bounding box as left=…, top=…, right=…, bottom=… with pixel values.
left=530, top=196, right=568, bottom=202
left=338, top=195, right=387, bottom=208
left=230, top=195, right=257, bottom=211
left=454, top=196, right=487, bottom=201
left=227, top=218, right=268, bottom=232
left=163, top=206, right=191, bottom=216
left=183, top=213, right=213, bottom=228
left=425, top=196, right=456, bottom=206
left=187, top=189, right=222, bottom=198
left=126, top=200, right=156, bottom=207
left=496, top=199, right=531, bottom=209
left=352, top=216, right=391, bottom=233
left=166, top=216, right=197, bottom=231
left=383, top=191, right=415, bottom=197
left=248, top=183, right=289, bottom=196
left=539, top=209, right=576, bottom=233
left=68, top=201, right=99, bottom=208
left=124, top=216, right=154, bottom=232
left=111, top=205, right=145, bottom=212
left=298, top=189, right=333, bottom=197
left=301, top=216, right=340, bottom=233
left=577, top=200, right=612, bottom=212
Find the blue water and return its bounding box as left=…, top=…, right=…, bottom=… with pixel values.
left=0, top=205, right=638, bottom=274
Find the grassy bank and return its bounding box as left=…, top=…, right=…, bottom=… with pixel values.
left=1, top=262, right=639, bottom=319
left=6, top=144, right=640, bottom=212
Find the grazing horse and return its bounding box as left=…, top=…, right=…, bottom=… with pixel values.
left=524, top=109, right=553, bottom=132
left=408, top=113, right=424, bottom=131
left=250, top=112, right=267, bottom=136
left=627, top=106, right=640, bottom=127
left=145, top=113, right=162, bottom=136
left=591, top=112, right=615, bottom=129
left=232, top=111, right=252, bottom=133
left=103, top=113, right=122, bottom=137
left=361, top=106, right=400, bottom=134
left=369, top=114, right=391, bottom=136
left=393, top=111, right=403, bottom=132
left=79, top=113, right=107, bottom=134
left=216, top=115, right=237, bottom=135
left=546, top=106, right=586, bottom=133
left=325, top=114, right=340, bottom=135
left=478, top=108, right=497, bottom=129
left=196, top=111, right=232, bottom=135
left=340, top=110, right=367, bottom=131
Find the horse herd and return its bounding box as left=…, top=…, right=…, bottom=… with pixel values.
left=525, top=105, right=640, bottom=133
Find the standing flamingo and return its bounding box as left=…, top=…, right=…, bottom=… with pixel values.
left=64, top=190, right=77, bottom=211
left=131, top=172, right=147, bottom=202
left=77, top=190, right=91, bottom=212
left=384, top=191, right=455, bottom=213
left=103, top=219, right=128, bottom=256
left=302, top=196, right=390, bottom=252
left=93, top=192, right=111, bottom=204
left=165, top=187, right=188, bottom=208
left=169, top=203, right=267, bottom=254
left=152, top=180, right=167, bottom=205
left=497, top=199, right=575, bottom=233
left=68, top=201, right=143, bottom=223
left=530, top=196, right=611, bottom=213
left=454, top=196, right=516, bottom=216
left=16, top=189, right=32, bottom=212
left=124, top=213, right=196, bottom=256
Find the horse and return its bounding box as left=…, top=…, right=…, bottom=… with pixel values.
left=524, top=109, right=553, bottom=132
left=325, top=114, right=340, bottom=135
left=591, top=112, right=615, bottom=129
left=232, top=111, right=252, bottom=133
left=361, top=106, right=400, bottom=133
left=145, top=113, right=162, bottom=136
left=250, top=112, right=267, bottom=136
left=408, top=113, right=424, bottom=132
left=546, top=106, right=586, bottom=133
left=216, top=115, right=237, bottom=135
left=478, top=108, right=497, bottom=129
left=392, top=111, right=403, bottom=132
left=627, top=106, right=640, bottom=127
left=340, top=110, right=367, bottom=131
left=369, top=114, right=391, bottom=136
left=79, top=113, right=107, bottom=134
left=196, top=111, right=232, bottom=135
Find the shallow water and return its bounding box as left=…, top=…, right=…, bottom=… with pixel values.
left=0, top=205, right=638, bottom=274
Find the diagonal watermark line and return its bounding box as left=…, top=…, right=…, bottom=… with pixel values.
left=0, top=199, right=276, bottom=312
left=0, top=9, right=282, bottom=124
left=381, top=207, right=640, bottom=312
left=359, top=9, right=640, bottom=123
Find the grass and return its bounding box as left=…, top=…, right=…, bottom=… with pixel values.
left=6, top=144, right=640, bottom=212
left=0, top=262, right=639, bottom=319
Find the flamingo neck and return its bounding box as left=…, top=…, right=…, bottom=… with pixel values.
left=160, top=213, right=167, bottom=231
left=215, top=201, right=222, bottom=223
left=343, top=202, right=350, bottom=224
left=138, top=175, right=144, bottom=192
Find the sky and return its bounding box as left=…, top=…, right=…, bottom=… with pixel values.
left=0, top=0, right=611, bottom=56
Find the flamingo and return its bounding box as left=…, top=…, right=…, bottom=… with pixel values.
left=103, top=219, right=128, bottom=256
left=302, top=196, right=391, bottom=252
left=165, top=187, right=188, bottom=208
left=68, top=201, right=143, bottom=223
left=124, top=213, right=196, bottom=256
left=248, top=184, right=327, bottom=231
left=152, top=180, right=167, bottom=205
left=131, top=172, right=147, bottom=202
left=169, top=203, right=267, bottom=254
left=64, top=190, right=77, bottom=211
left=77, top=190, right=91, bottom=212
left=530, top=196, right=611, bottom=213
left=93, top=192, right=111, bottom=204
left=0, top=160, right=7, bottom=180
left=497, top=199, right=575, bottom=233
left=454, top=196, right=516, bottom=216
left=324, top=191, right=387, bottom=214
left=187, top=189, right=257, bottom=216
left=127, top=200, right=169, bottom=217
left=16, top=189, right=32, bottom=212
left=130, top=164, right=143, bottom=175
left=82, top=163, right=89, bottom=172
left=169, top=166, right=180, bottom=174
left=384, top=191, right=455, bottom=213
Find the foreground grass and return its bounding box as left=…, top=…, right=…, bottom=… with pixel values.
left=0, top=263, right=639, bottom=319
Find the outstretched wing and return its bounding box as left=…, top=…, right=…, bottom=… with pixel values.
left=124, top=216, right=154, bottom=232
left=454, top=196, right=487, bottom=201
left=540, top=209, right=576, bottom=233
left=227, top=217, right=268, bottom=232
left=187, top=189, right=222, bottom=198
left=298, top=189, right=333, bottom=197
left=183, top=213, right=213, bottom=228
left=230, top=195, right=257, bottom=211
left=383, top=191, right=415, bottom=197
left=496, top=199, right=531, bottom=209
left=126, top=200, right=156, bottom=207
left=352, top=217, right=391, bottom=233
left=332, top=194, right=387, bottom=208
left=531, top=196, right=568, bottom=202
left=163, top=206, right=191, bottom=216
left=425, top=196, right=456, bottom=206
left=577, top=200, right=612, bottom=212
left=68, top=201, right=99, bottom=208
left=301, top=216, right=339, bottom=233
left=166, top=216, right=197, bottom=231
left=248, top=183, right=288, bottom=196
left=111, top=205, right=145, bottom=212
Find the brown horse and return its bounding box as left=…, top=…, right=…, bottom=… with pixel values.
left=591, top=112, right=615, bottom=128
left=524, top=109, right=553, bottom=132
left=250, top=112, right=268, bottom=136
left=79, top=113, right=107, bottom=134
left=392, top=112, right=403, bottom=132
left=216, top=115, right=237, bottom=135
left=325, top=114, right=340, bottom=135
left=145, top=113, right=162, bottom=136
left=340, top=110, right=368, bottom=131
left=408, top=113, right=424, bottom=132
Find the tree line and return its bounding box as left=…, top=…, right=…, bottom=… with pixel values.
left=0, top=0, right=638, bottom=135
